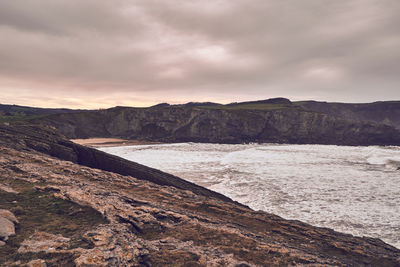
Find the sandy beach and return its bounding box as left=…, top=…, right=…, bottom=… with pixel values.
left=71, top=138, right=160, bottom=147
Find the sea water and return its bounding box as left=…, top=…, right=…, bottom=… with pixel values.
left=99, top=143, right=400, bottom=248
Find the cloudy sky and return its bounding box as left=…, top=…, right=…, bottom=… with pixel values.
left=0, top=0, right=399, bottom=108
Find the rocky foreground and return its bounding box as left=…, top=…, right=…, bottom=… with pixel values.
left=1, top=124, right=400, bottom=266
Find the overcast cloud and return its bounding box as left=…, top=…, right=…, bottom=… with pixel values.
left=0, top=0, right=399, bottom=108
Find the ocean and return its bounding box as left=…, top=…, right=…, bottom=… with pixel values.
left=99, top=143, right=400, bottom=248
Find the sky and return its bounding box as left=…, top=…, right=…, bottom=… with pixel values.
left=0, top=0, right=399, bottom=109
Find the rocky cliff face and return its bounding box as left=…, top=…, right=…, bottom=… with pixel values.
left=33, top=101, right=400, bottom=146
left=1, top=123, right=400, bottom=266
left=296, top=100, right=400, bottom=130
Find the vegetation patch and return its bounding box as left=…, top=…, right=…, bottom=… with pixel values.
left=0, top=114, right=49, bottom=123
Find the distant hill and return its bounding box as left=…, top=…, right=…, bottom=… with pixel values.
left=0, top=104, right=84, bottom=122
left=28, top=98, right=400, bottom=146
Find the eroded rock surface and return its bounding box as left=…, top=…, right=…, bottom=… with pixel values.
left=0, top=123, right=400, bottom=266
left=18, top=232, right=70, bottom=253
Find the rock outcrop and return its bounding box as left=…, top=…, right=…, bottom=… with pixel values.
left=0, top=123, right=400, bottom=266
left=0, top=209, right=18, bottom=245
left=32, top=99, right=400, bottom=146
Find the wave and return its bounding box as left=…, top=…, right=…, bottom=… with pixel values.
left=365, top=148, right=400, bottom=169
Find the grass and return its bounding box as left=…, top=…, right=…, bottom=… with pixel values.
left=197, top=103, right=299, bottom=111
left=0, top=179, right=108, bottom=266
left=0, top=114, right=50, bottom=123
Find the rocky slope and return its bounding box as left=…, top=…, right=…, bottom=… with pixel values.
left=31, top=98, right=400, bottom=146
left=0, top=123, right=400, bottom=266
left=0, top=123, right=232, bottom=204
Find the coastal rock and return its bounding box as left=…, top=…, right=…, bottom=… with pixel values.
left=0, top=209, right=19, bottom=224
left=18, top=232, right=70, bottom=253
left=27, top=259, right=47, bottom=267
left=0, top=123, right=399, bottom=266
left=73, top=225, right=148, bottom=266
left=0, top=210, right=17, bottom=241
left=0, top=217, right=15, bottom=241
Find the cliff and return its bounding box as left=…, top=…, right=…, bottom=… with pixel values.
left=31, top=99, right=400, bottom=146
left=296, top=100, right=400, bottom=130
left=0, top=123, right=399, bottom=266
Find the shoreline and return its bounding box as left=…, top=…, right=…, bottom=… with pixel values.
left=70, top=138, right=161, bottom=148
